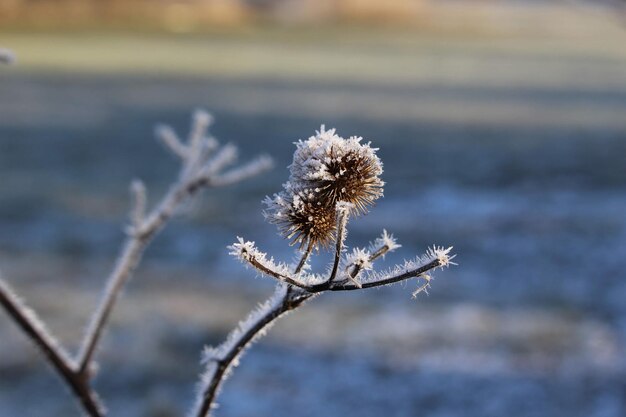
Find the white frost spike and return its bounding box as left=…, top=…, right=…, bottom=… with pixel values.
left=201, top=346, right=220, bottom=364
left=345, top=248, right=373, bottom=271
left=372, top=230, right=401, bottom=254
left=426, top=245, right=456, bottom=267
left=228, top=237, right=257, bottom=261
left=343, top=247, right=373, bottom=287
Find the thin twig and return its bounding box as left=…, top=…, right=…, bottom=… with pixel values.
left=195, top=242, right=450, bottom=416
left=78, top=180, right=199, bottom=373
left=193, top=286, right=311, bottom=417
left=294, top=240, right=314, bottom=275
left=328, top=204, right=350, bottom=283
left=78, top=155, right=271, bottom=375
left=194, top=250, right=318, bottom=417
left=0, top=280, right=104, bottom=417
left=193, top=255, right=445, bottom=417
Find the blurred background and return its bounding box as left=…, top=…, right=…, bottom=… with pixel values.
left=1, top=0, right=626, bottom=416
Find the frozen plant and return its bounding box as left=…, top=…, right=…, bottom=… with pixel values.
left=0, top=106, right=272, bottom=417
left=0, top=53, right=455, bottom=417
left=191, top=126, right=456, bottom=417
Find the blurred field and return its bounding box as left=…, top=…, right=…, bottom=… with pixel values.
left=1, top=6, right=626, bottom=417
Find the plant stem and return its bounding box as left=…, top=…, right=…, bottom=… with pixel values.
left=294, top=240, right=314, bottom=275
left=0, top=285, right=104, bottom=417
left=195, top=287, right=311, bottom=417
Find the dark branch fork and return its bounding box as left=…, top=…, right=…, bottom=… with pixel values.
left=0, top=111, right=272, bottom=417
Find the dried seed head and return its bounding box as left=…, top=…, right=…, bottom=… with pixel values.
left=265, top=127, right=384, bottom=249
left=264, top=185, right=336, bottom=249
left=291, top=126, right=384, bottom=215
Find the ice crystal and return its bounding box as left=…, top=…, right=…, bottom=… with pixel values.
left=371, top=230, right=402, bottom=254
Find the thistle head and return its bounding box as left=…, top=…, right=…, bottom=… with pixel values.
left=265, top=127, right=384, bottom=250
left=264, top=184, right=336, bottom=250
left=290, top=126, right=384, bottom=215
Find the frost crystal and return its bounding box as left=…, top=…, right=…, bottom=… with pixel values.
left=370, top=229, right=401, bottom=255
left=426, top=245, right=456, bottom=267
left=345, top=248, right=373, bottom=272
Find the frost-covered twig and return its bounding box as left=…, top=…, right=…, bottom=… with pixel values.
left=192, top=285, right=308, bottom=417
left=77, top=110, right=271, bottom=374
left=0, top=279, right=104, bottom=416
left=328, top=202, right=351, bottom=283
left=194, top=127, right=457, bottom=417
left=0, top=110, right=271, bottom=417
left=192, top=249, right=316, bottom=417
left=230, top=239, right=452, bottom=293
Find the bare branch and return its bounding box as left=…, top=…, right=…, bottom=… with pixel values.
left=333, top=258, right=440, bottom=291
left=129, top=180, right=147, bottom=231
left=199, top=144, right=238, bottom=178
left=195, top=242, right=453, bottom=416
left=192, top=285, right=308, bottom=417
left=155, top=124, right=188, bottom=160
left=209, top=155, right=273, bottom=187
left=333, top=246, right=454, bottom=292
left=193, top=279, right=321, bottom=417
left=294, top=240, right=314, bottom=275
left=328, top=202, right=351, bottom=283
left=0, top=279, right=104, bottom=417
left=77, top=113, right=272, bottom=377
left=188, top=109, right=213, bottom=156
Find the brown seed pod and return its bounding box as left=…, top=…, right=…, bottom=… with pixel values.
left=290, top=128, right=384, bottom=215
left=264, top=187, right=336, bottom=250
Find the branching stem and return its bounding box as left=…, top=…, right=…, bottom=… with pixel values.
left=0, top=283, right=104, bottom=417
left=0, top=112, right=271, bottom=417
